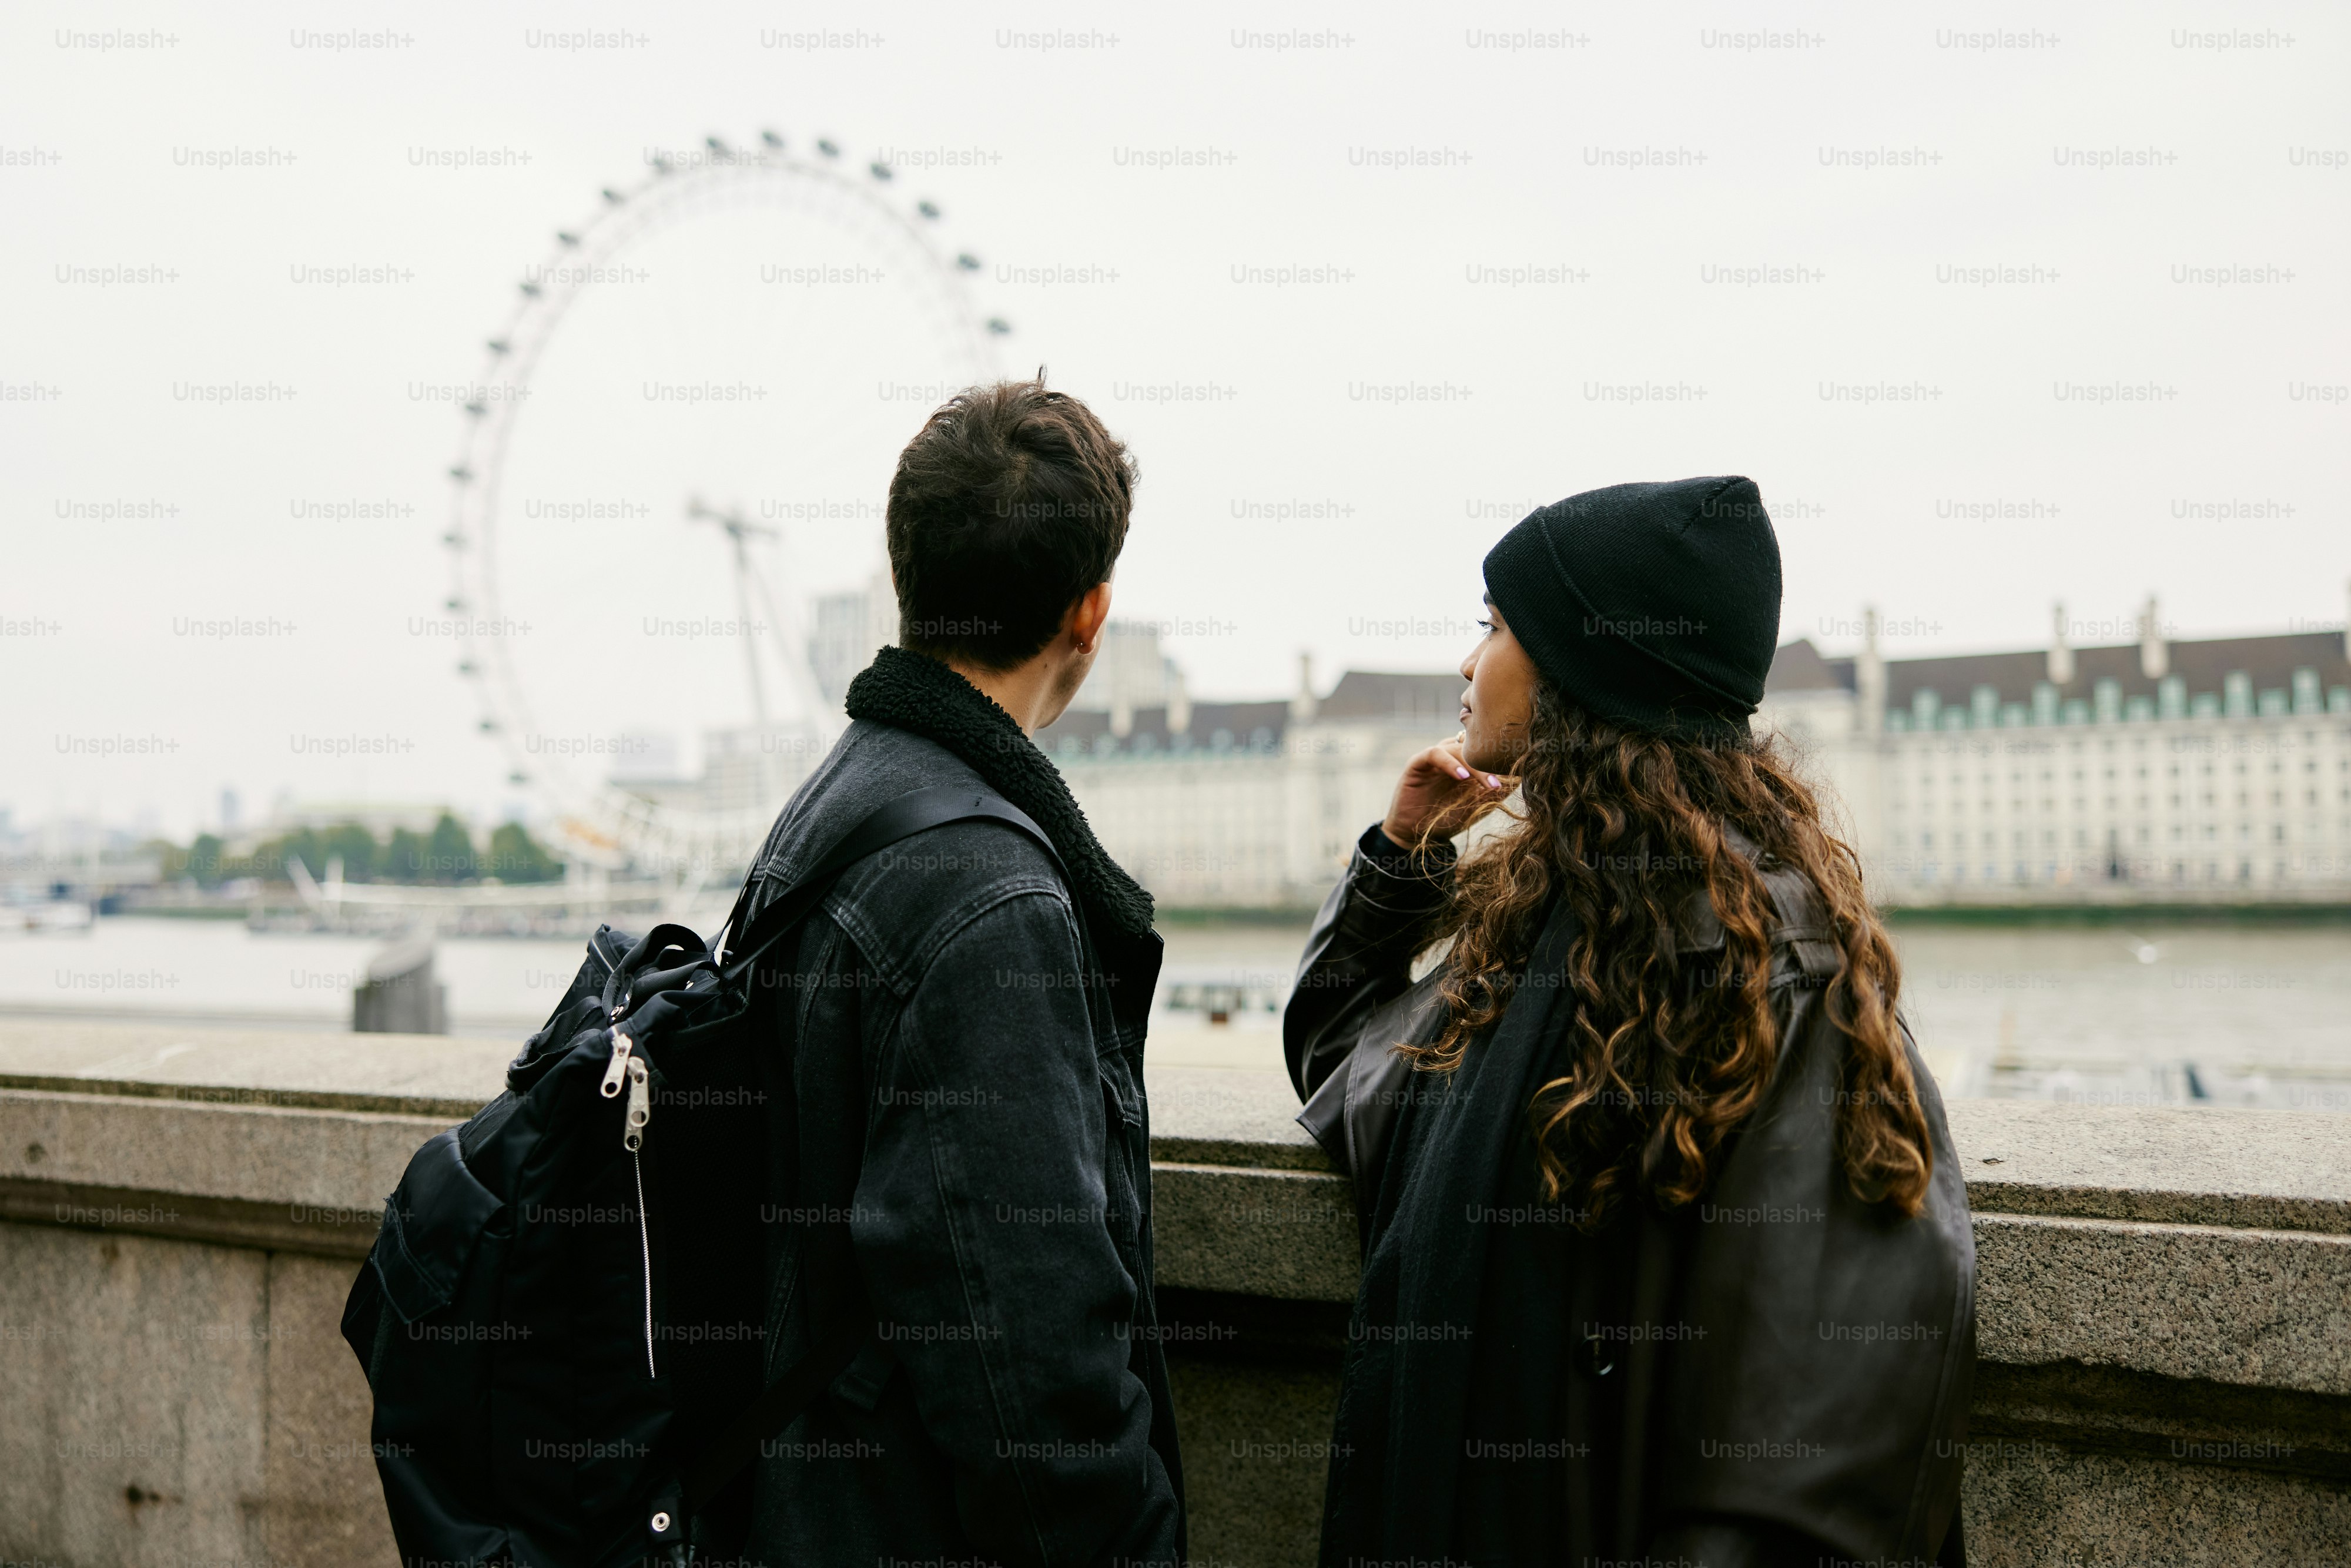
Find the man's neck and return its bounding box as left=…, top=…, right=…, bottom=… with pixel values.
left=944, top=655, right=1067, bottom=736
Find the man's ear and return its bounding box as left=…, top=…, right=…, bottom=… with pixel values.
left=1069, top=580, right=1114, bottom=654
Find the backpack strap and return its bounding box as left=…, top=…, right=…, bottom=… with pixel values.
left=677, top=783, right=1066, bottom=1517
left=715, top=783, right=1066, bottom=977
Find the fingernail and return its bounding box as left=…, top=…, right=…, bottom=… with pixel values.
left=1454, top=767, right=1470, bottom=779
left=1486, top=775, right=1502, bottom=788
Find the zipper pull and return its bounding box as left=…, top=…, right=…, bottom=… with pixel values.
left=601, top=1030, right=635, bottom=1100
left=623, top=1057, right=651, bottom=1152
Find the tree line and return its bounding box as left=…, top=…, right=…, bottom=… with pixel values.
left=158, top=814, right=565, bottom=888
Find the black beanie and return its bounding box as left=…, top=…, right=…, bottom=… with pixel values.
left=1481, top=476, right=1782, bottom=739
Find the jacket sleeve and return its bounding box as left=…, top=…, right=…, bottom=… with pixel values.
left=1283, top=823, right=1456, bottom=1104
left=849, top=885, right=1180, bottom=1568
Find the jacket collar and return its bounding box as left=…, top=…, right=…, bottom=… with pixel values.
left=844, top=646, right=1156, bottom=939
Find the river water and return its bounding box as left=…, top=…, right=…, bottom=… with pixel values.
left=3, top=915, right=2345, bottom=1111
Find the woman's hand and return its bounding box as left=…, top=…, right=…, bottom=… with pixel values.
left=1379, top=734, right=1511, bottom=851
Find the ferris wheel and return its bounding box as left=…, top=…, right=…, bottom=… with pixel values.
left=440, top=130, right=1005, bottom=888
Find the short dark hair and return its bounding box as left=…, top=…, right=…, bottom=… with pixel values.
left=885, top=376, right=1137, bottom=671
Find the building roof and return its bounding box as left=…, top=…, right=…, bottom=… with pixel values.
left=1317, top=670, right=1462, bottom=724
left=1036, top=630, right=2349, bottom=751
left=1036, top=669, right=1462, bottom=751
left=1765, top=639, right=1856, bottom=695
left=1036, top=698, right=1292, bottom=750
left=1763, top=631, right=2349, bottom=709
left=1886, top=631, right=2349, bottom=710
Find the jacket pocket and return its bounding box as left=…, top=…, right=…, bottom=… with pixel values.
left=1096, top=1046, right=1144, bottom=1130
left=346, top=1127, right=513, bottom=1565
left=373, top=1128, right=506, bottom=1323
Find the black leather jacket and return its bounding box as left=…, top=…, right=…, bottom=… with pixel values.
left=734, top=715, right=1181, bottom=1568
left=1287, top=825, right=1974, bottom=1567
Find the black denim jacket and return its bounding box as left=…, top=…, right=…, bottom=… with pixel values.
left=734, top=654, right=1180, bottom=1568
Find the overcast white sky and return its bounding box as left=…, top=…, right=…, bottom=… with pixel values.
left=5, top=1, right=2345, bottom=839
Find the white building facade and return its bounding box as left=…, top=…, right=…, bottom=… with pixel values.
left=1040, top=631, right=1458, bottom=910
left=1761, top=603, right=2351, bottom=906
left=644, top=589, right=2351, bottom=912
left=1049, top=605, right=2351, bottom=913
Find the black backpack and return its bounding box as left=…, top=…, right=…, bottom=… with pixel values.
left=340, top=785, right=1063, bottom=1568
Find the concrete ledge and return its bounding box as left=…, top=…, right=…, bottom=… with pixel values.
left=1972, top=1361, right=2351, bottom=1486
left=1948, top=1098, right=2351, bottom=1234
left=1958, top=1361, right=2351, bottom=1568
left=9, top=1027, right=2351, bottom=1397
left=0, top=1018, right=512, bottom=1120
left=0, top=1177, right=381, bottom=1260
left=0, top=1088, right=444, bottom=1255
left=1151, top=1164, right=1357, bottom=1303
left=1975, top=1212, right=2351, bottom=1395
left=1146, top=1069, right=1332, bottom=1172
left=6, top=1020, right=2350, bottom=1568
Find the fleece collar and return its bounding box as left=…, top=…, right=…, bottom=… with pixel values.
left=844, top=646, right=1156, bottom=939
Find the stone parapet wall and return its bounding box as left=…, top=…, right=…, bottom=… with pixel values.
left=1, top=1020, right=2345, bottom=1566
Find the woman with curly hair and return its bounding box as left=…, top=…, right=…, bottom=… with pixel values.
left=1287, top=478, right=1974, bottom=1568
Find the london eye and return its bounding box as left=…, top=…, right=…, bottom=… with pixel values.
left=437, top=130, right=1005, bottom=899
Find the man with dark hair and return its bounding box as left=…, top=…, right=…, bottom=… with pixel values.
left=887, top=376, right=1137, bottom=679
left=729, top=378, right=1183, bottom=1564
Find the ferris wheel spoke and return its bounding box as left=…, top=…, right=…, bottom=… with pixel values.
left=442, top=130, right=1003, bottom=880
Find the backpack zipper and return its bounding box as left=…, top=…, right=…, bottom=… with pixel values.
left=600, top=1028, right=637, bottom=1101
left=604, top=1029, right=658, bottom=1379
left=632, top=1147, right=655, bottom=1379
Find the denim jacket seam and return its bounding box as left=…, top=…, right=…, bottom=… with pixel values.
left=838, top=875, right=1070, bottom=987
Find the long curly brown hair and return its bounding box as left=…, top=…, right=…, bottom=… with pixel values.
left=1400, top=682, right=1930, bottom=1227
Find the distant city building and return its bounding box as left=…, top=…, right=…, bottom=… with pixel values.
left=808, top=571, right=897, bottom=710
left=597, top=572, right=879, bottom=825
left=1066, top=620, right=1189, bottom=736
left=1041, top=597, right=2351, bottom=912
left=607, top=731, right=683, bottom=785
left=1039, top=623, right=1459, bottom=909
left=698, top=723, right=829, bottom=819
left=809, top=589, right=1194, bottom=726
left=651, top=576, right=2351, bottom=910
left=1762, top=597, right=2351, bottom=904
left=604, top=723, right=827, bottom=827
